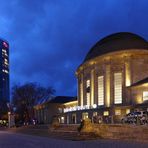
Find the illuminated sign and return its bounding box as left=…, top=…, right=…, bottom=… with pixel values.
left=3, top=42, right=8, bottom=48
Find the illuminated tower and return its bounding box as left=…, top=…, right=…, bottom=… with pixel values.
left=0, top=39, right=9, bottom=103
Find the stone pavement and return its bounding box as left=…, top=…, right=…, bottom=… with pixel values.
left=0, top=131, right=148, bottom=148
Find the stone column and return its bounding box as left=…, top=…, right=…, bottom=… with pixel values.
left=105, top=64, right=111, bottom=107
left=91, top=69, right=95, bottom=106
left=125, top=57, right=131, bottom=87
left=81, top=74, right=84, bottom=106
left=77, top=77, right=81, bottom=106
left=77, top=74, right=84, bottom=106
left=125, top=56, right=131, bottom=104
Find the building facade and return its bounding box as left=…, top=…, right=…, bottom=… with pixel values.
left=34, top=96, right=77, bottom=124
left=63, top=32, right=148, bottom=124
left=0, top=39, right=9, bottom=103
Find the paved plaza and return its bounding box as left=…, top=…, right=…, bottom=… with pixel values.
left=0, top=131, right=147, bottom=148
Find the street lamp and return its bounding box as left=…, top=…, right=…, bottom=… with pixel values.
left=8, top=111, right=11, bottom=128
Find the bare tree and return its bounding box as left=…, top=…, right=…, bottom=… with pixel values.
left=12, top=83, right=55, bottom=123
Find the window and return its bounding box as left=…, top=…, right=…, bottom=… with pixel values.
left=126, top=109, right=130, bottom=114
left=60, top=116, right=64, bottom=124
left=86, top=79, right=90, bottom=88
left=72, top=113, right=77, bottom=124
left=2, top=49, right=8, bottom=56
left=86, top=80, right=90, bottom=106
left=143, top=91, right=148, bottom=101
left=114, top=73, right=122, bottom=104
left=103, top=111, right=109, bottom=116
left=115, top=109, right=121, bottom=115
left=98, top=76, right=104, bottom=105
left=80, top=82, right=83, bottom=106
left=82, top=112, right=88, bottom=120
left=2, top=69, right=9, bottom=74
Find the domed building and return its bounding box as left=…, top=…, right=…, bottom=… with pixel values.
left=63, top=32, right=148, bottom=124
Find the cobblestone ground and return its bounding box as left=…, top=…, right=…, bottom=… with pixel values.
left=0, top=131, right=147, bottom=148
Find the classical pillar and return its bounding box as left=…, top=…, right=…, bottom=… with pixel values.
left=105, top=64, right=111, bottom=107
left=91, top=69, right=95, bottom=106
left=80, top=74, right=84, bottom=106
left=124, top=56, right=132, bottom=104
left=77, top=77, right=80, bottom=106
left=125, top=58, right=131, bottom=87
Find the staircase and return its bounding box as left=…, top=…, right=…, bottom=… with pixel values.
left=49, top=124, right=97, bottom=140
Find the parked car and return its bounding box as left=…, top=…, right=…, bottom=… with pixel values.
left=121, top=111, right=148, bottom=124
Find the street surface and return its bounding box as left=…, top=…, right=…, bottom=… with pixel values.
left=0, top=131, right=147, bottom=148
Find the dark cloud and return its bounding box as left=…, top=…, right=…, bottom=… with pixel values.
left=0, top=0, right=148, bottom=96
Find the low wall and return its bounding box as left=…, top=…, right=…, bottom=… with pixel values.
left=49, top=119, right=148, bottom=142
left=83, top=123, right=148, bottom=141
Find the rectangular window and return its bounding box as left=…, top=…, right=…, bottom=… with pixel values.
left=82, top=112, right=88, bottom=120
left=98, top=76, right=104, bottom=105
left=80, top=82, right=83, bottom=106
left=114, top=73, right=122, bottom=104
left=103, top=111, right=109, bottom=116
left=115, top=109, right=121, bottom=115
left=86, top=80, right=90, bottom=106
left=60, top=116, right=64, bottom=124
left=126, top=109, right=130, bottom=114
left=143, top=91, right=148, bottom=101
left=86, top=79, right=90, bottom=88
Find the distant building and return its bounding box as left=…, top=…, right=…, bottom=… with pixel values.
left=63, top=32, right=148, bottom=124
left=34, top=96, right=77, bottom=124
left=0, top=39, right=9, bottom=103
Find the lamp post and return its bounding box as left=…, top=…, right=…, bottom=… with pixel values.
left=8, top=111, right=11, bottom=128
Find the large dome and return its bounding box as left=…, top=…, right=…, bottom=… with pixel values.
left=84, top=32, right=148, bottom=62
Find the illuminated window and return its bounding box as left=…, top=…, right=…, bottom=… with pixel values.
left=115, top=109, right=121, bottom=115
left=86, top=79, right=90, bottom=88
left=80, top=82, right=83, bottom=106
left=2, top=49, right=8, bottom=57
left=126, top=109, right=130, bottom=114
left=2, top=69, right=8, bottom=74
left=114, top=73, right=122, bottom=104
left=103, top=111, right=109, bottom=116
left=143, top=91, right=148, bottom=101
left=93, top=112, right=97, bottom=116
left=3, top=42, right=8, bottom=48
left=61, top=116, right=64, bottom=124
left=82, top=112, right=88, bottom=120
left=86, top=80, right=90, bottom=106
left=98, top=76, right=104, bottom=105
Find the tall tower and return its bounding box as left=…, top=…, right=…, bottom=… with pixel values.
left=0, top=39, right=9, bottom=103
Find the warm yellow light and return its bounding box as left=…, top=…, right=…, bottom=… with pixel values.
left=106, top=65, right=110, bottom=107
left=91, top=70, right=94, bottom=106
left=126, top=109, right=130, bottom=114
left=103, top=111, right=109, bottom=116
left=64, top=101, right=78, bottom=106
left=115, top=109, right=121, bottom=115
left=136, top=94, right=143, bottom=104
left=125, top=62, right=131, bottom=87
left=126, top=77, right=131, bottom=87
